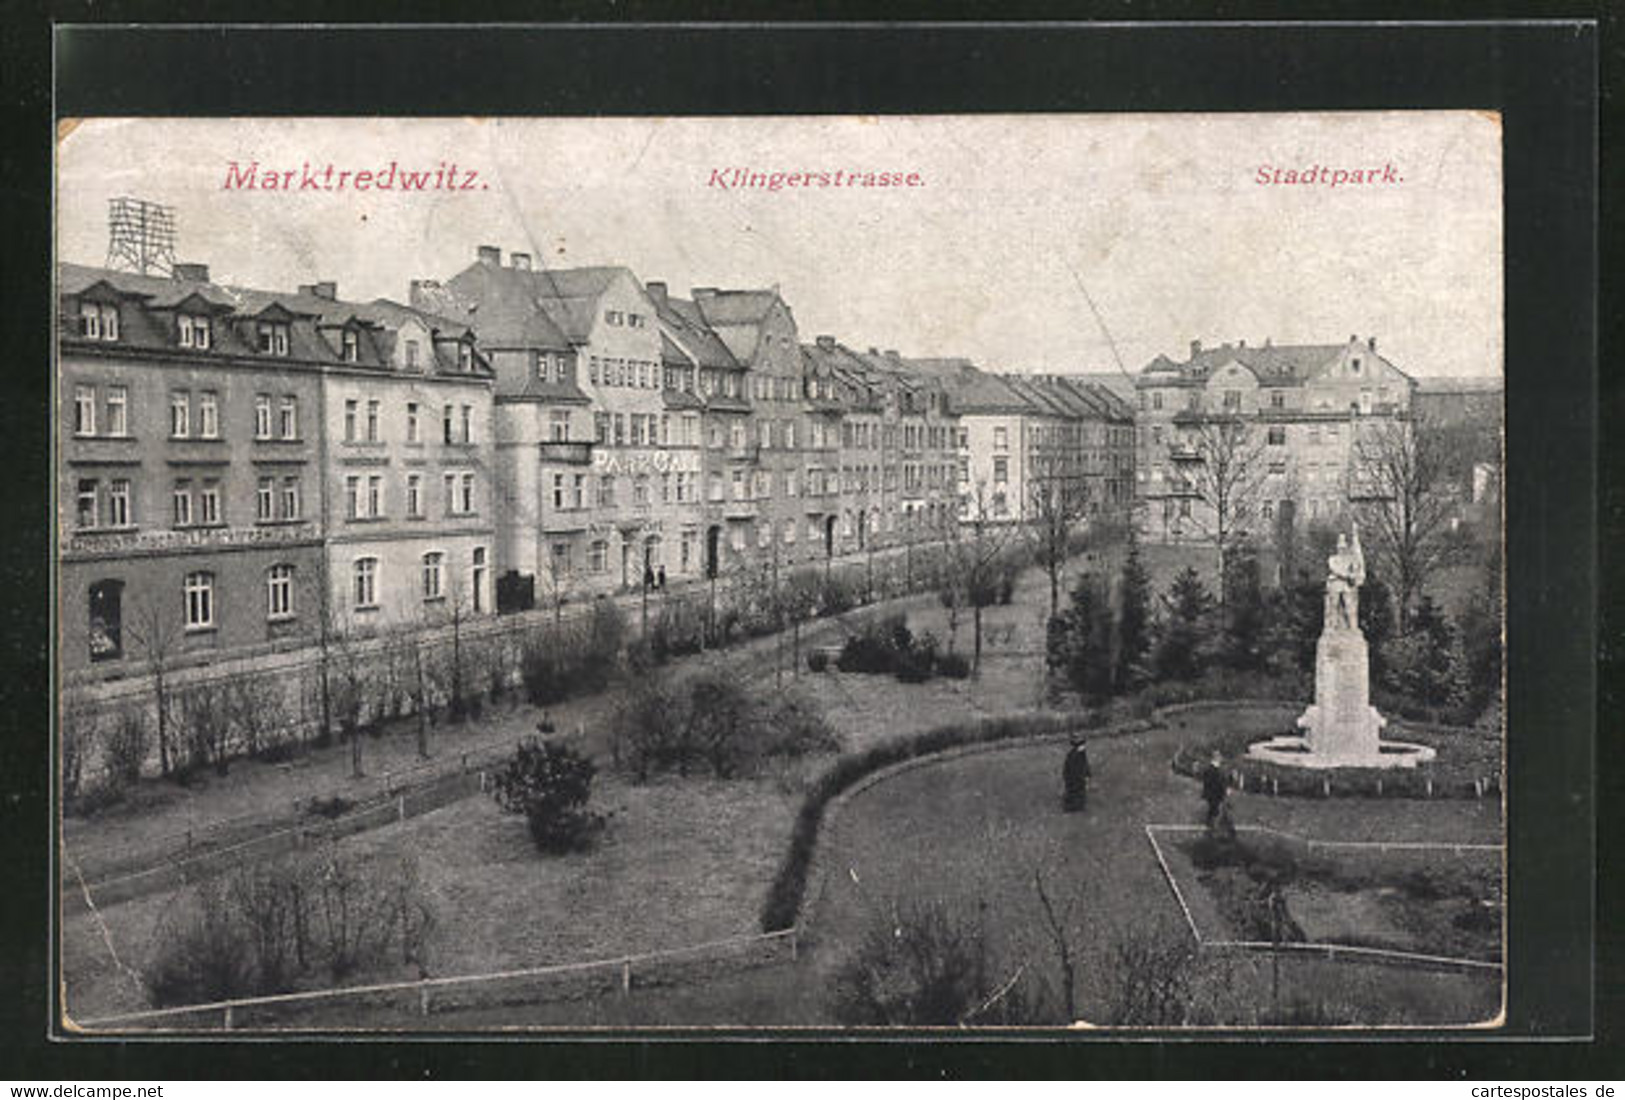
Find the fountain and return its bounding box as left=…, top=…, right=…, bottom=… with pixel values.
left=1248, top=523, right=1436, bottom=770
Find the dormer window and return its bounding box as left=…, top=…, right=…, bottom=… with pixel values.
left=78, top=302, right=120, bottom=341
left=405, top=339, right=420, bottom=369
left=1351, top=358, right=1362, bottom=373
left=534, top=351, right=550, bottom=379
left=605, top=310, right=623, bottom=326
left=179, top=314, right=211, bottom=349
left=458, top=342, right=474, bottom=372
left=258, top=321, right=290, bottom=356
left=341, top=328, right=360, bottom=362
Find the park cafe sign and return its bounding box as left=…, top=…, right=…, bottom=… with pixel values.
left=592, top=449, right=700, bottom=476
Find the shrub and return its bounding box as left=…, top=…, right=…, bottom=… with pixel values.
left=489, top=736, right=605, bottom=855
left=104, top=706, right=150, bottom=784
left=761, top=688, right=841, bottom=758
left=807, top=650, right=830, bottom=673
left=145, top=879, right=256, bottom=1007
left=829, top=898, right=1038, bottom=1025
left=305, top=794, right=354, bottom=819
left=936, top=652, right=971, bottom=680
left=61, top=702, right=95, bottom=804
left=836, top=613, right=915, bottom=676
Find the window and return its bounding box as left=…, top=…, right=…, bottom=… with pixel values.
left=614, top=414, right=626, bottom=446
left=279, top=396, right=298, bottom=440
left=1223, top=390, right=1241, bottom=410
left=472, top=547, right=487, bottom=613
left=1267, top=426, right=1286, bottom=446
left=344, top=399, right=358, bottom=442
left=633, top=475, right=649, bottom=507
left=589, top=540, right=609, bottom=573
left=534, top=351, right=549, bottom=379
left=258, top=322, right=290, bottom=356
left=199, top=480, right=221, bottom=525
left=551, top=542, right=572, bottom=577
left=79, top=301, right=120, bottom=340
left=353, top=558, right=378, bottom=609
left=170, top=392, right=190, bottom=438
left=172, top=480, right=192, bottom=527
left=1262, top=501, right=1274, bottom=521
left=461, top=405, right=472, bottom=443
left=458, top=343, right=474, bottom=372
left=994, top=426, right=1008, bottom=451
left=422, top=552, right=445, bottom=601
left=407, top=474, right=423, bottom=517
left=346, top=475, right=361, bottom=519
left=281, top=477, right=301, bottom=520
left=257, top=476, right=275, bottom=521
left=267, top=564, right=295, bottom=620
left=553, top=473, right=566, bottom=510
left=994, top=456, right=1009, bottom=484
left=198, top=392, right=219, bottom=438
left=405, top=339, right=419, bottom=369
left=88, top=579, right=123, bottom=662
left=1359, top=390, right=1373, bottom=414
left=75, top=478, right=98, bottom=529
left=1351, top=357, right=1362, bottom=374
left=107, top=479, right=130, bottom=527
left=73, top=385, right=97, bottom=435
left=99, top=385, right=127, bottom=437
left=442, top=404, right=454, bottom=444
left=460, top=473, right=474, bottom=514
left=550, top=410, right=570, bottom=442
left=406, top=402, right=420, bottom=443
left=341, top=329, right=360, bottom=362
left=179, top=314, right=211, bottom=349
left=1270, top=391, right=1285, bottom=409
left=605, top=310, right=623, bottom=326
left=367, top=475, right=383, bottom=518
left=443, top=473, right=456, bottom=514
left=255, top=394, right=273, bottom=439
left=600, top=475, right=617, bottom=508
left=184, top=571, right=215, bottom=630
left=366, top=400, right=380, bottom=442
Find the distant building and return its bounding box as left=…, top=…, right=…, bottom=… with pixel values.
left=1133, top=336, right=1415, bottom=545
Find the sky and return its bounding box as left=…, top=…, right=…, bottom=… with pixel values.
left=56, top=113, right=1502, bottom=379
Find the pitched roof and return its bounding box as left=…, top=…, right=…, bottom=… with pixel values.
left=1138, top=342, right=1394, bottom=388
left=943, top=370, right=1034, bottom=415
left=655, top=295, right=740, bottom=371
left=438, top=262, right=632, bottom=349
left=693, top=290, right=780, bottom=328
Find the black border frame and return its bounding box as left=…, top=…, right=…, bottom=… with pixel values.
left=1, top=9, right=1606, bottom=1080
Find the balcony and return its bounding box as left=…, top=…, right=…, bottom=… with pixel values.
left=538, top=440, right=593, bottom=465
left=1168, top=444, right=1203, bottom=464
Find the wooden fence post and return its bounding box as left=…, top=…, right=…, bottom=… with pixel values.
left=621, top=960, right=632, bottom=996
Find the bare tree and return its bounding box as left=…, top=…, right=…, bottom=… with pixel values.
left=1027, top=462, right=1091, bottom=622
left=1175, top=414, right=1270, bottom=619
left=1032, top=866, right=1079, bottom=1022
left=947, top=481, right=1023, bottom=675
left=124, top=590, right=184, bottom=777
left=1349, top=411, right=1463, bottom=633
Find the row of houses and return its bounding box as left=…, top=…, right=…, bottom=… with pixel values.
left=56, top=246, right=1140, bottom=678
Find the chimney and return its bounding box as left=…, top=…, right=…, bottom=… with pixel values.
left=510, top=252, right=532, bottom=271
left=477, top=244, right=501, bottom=266
left=646, top=281, right=668, bottom=307
left=1368, top=336, right=1377, bottom=352
left=692, top=287, right=718, bottom=300
left=1238, top=339, right=1246, bottom=348
left=1190, top=339, right=1202, bottom=358
left=1350, top=334, right=1359, bottom=344
left=172, top=262, right=209, bottom=283
left=868, top=347, right=880, bottom=357
left=312, top=281, right=337, bottom=301
left=816, top=335, right=835, bottom=350
left=1264, top=336, right=1272, bottom=348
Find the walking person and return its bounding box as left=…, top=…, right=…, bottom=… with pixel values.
left=1062, top=735, right=1092, bottom=813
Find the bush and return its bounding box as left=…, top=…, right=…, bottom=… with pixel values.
left=936, top=651, right=971, bottom=679
left=104, top=706, right=150, bottom=784
left=761, top=688, right=841, bottom=758
left=807, top=650, right=830, bottom=673
left=489, top=736, right=605, bottom=854
left=830, top=898, right=1036, bottom=1025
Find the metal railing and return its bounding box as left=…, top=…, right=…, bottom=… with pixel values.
left=73, top=927, right=800, bottom=1030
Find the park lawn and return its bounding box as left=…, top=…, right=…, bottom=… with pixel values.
left=803, top=720, right=1503, bottom=1027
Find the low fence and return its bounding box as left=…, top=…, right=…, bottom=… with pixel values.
left=65, top=759, right=499, bottom=912
left=1143, top=823, right=1503, bottom=976
left=71, top=928, right=800, bottom=1031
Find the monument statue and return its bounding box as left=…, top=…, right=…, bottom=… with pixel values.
left=1247, top=521, right=1434, bottom=769
left=1324, top=527, right=1364, bottom=631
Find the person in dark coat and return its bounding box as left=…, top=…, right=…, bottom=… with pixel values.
left=1062, top=736, right=1092, bottom=812
left=1199, top=751, right=1229, bottom=829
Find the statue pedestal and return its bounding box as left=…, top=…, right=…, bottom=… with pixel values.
left=1247, top=621, right=1436, bottom=771
left=1298, top=627, right=1385, bottom=759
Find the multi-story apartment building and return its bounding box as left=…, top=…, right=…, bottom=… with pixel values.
left=804, top=337, right=885, bottom=554
left=693, top=288, right=809, bottom=570
left=58, top=261, right=497, bottom=676
left=274, top=287, right=495, bottom=630
left=1134, top=336, right=1415, bottom=544
left=58, top=262, right=327, bottom=676
left=428, top=248, right=692, bottom=600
